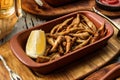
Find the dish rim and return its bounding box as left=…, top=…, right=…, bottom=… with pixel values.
left=101, top=64, right=120, bottom=80
left=95, top=0, right=120, bottom=11
left=10, top=10, right=114, bottom=68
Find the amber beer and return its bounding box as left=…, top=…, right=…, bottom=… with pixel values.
left=0, top=0, right=22, bottom=18
left=0, top=0, right=22, bottom=39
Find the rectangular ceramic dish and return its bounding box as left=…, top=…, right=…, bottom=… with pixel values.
left=10, top=11, right=114, bottom=74
left=85, top=63, right=120, bottom=80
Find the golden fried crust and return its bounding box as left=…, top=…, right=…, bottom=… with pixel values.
left=36, top=14, right=107, bottom=63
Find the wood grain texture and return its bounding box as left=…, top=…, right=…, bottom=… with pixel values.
left=21, top=0, right=95, bottom=19
left=84, top=63, right=120, bottom=80
left=0, top=5, right=120, bottom=79
left=0, top=26, right=120, bottom=80
left=21, top=0, right=120, bottom=19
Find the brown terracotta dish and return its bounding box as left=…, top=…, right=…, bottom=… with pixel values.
left=10, top=11, right=114, bottom=74
left=44, top=0, right=79, bottom=7
left=85, top=63, right=120, bottom=80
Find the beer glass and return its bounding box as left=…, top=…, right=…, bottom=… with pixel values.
left=0, top=0, right=22, bottom=39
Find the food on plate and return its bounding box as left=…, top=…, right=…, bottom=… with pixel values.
left=26, top=14, right=107, bottom=63
left=26, top=29, right=46, bottom=58
left=99, top=0, right=120, bottom=6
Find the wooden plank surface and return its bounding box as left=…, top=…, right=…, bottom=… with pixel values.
left=0, top=17, right=120, bottom=79
left=0, top=3, right=120, bottom=79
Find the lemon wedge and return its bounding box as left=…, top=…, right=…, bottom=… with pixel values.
left=26, top=29, right=46, bottom=58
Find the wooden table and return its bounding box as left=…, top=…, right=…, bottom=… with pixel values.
left=0, top=10, right=120, bottom=80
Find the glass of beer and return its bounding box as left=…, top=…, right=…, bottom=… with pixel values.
left=0, top=0, right=22, bottom=39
